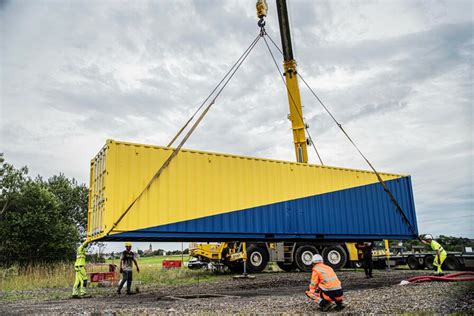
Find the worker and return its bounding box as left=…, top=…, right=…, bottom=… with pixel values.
left=305, top=254, right=347, bottom=311
left=72, top=240, right=89, bottom=298
left=421, top=234, right=447, bottom=275
left=355, top=241, right=374, bottom=278
left=117, top=242, right=140, bottom=295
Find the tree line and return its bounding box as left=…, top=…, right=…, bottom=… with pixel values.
left=0, top=154, right=88, bottom=265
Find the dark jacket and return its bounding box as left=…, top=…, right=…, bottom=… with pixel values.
left=355, top=242, right=374, bottom=261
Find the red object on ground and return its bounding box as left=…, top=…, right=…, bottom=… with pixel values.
left=406, top=271, right=474, bottom=284
left=162, top=260, right=182, bottom=269
left=87, top=264, right=118, bottom=285
left=88, top=271, right=117, bottom=283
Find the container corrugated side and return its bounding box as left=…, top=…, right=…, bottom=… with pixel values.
left=87, top=139, right=417, bottom=242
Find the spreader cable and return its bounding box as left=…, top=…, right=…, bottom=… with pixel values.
left=107, top=33, right=262, bottom=235
left=264, top=32, right=417, bottom=237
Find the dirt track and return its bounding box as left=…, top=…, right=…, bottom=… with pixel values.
left=1, top=269, right=473, bottom=314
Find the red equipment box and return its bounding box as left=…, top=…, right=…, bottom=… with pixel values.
left=87, top=264, right=118, bottom=285
left=162, top=260, right=182, bottom=269
left=89, top=271, right=116, bottom=283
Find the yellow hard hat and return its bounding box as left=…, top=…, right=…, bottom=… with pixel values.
left=125, top=242, right=132, bottom=247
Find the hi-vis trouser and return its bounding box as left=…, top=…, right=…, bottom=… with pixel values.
left=72, top=265, right=87, bottom=296
left=434, top=250, right=447, bottom=274
left=306, top=287, right=344, bottom=306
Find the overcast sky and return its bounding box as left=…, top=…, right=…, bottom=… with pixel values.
left=1, top=0, right=473, bottom=252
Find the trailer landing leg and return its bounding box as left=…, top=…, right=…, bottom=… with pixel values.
left=233, top=260, right=255, bottom=279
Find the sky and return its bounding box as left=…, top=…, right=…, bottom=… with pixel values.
left=1, top=0, right=473, bottom=252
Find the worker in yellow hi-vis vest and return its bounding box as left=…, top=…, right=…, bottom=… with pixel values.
left=72, top=240, right=90, bottom=298
left=421, top=234, right=447, bottom=275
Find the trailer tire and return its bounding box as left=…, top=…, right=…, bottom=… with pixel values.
left=322, top=246, right=348, bottom=270
left=277, top=262, right=296, bottom=272
left=424, top=255, right=435, bottom=270
left=444, top=256, right=461, bottom=271
left=246, top=245, right=269, bottom=273
left=407, top=256, right=420, bottom=270
left=294, top=245, right=318, bottom=272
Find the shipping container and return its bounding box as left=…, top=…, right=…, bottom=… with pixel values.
left=87, top=139, right=418, bottom=243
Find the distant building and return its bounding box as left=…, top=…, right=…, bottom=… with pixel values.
left=144, top=243, right=153, bottom=255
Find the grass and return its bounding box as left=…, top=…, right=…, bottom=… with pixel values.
left=0, top=255, right=217, bottom=298
left=0, top=263, right=75, bottom=292
left=106, top=254, right=189, bottom=266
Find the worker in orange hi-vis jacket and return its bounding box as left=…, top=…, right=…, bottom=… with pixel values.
left=305, top=254, right=347, bottom=311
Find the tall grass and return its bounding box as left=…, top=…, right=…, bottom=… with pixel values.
left=0, top=256, right=218, bottom=293
left=0, top=263, right=74, bottom=291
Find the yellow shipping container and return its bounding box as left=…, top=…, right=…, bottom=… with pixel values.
left=87, top=139, right=417, bottom=242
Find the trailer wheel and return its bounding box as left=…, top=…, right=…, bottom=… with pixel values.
left=246, top=245, right=269, bottom=273
left=444, top=256, right=461, bottom=271
left=277, top=262, right=296, bottom=272
left=424, top=255, right=435, bottom=270
left=322, top=246, right=348, bottom=270
left=295, top=245, right=318, bottom=272
left=407, top=256, right=420, bottom=270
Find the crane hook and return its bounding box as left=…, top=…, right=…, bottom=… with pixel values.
left=258, top=17, right=266, bottom=28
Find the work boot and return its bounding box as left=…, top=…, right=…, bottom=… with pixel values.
left=319, top=301, right=332, bottom=312
left=335, top=301, right=348, bottom=311
left=117, top=288, right=121, bottom=295
left=71, top=294, right=80, bottom=299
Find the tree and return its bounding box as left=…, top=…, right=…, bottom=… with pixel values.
left=0, top=180, right=78, bottom=264
left=0, top=155, right=85, bottom=265
left=0, top=153, right=28, bottom=218
left=45, top=174, right=88, bottom=238
left=437, top=235, right=471, bottom=252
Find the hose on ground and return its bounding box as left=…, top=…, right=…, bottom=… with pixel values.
left=401, top=271, right=474, bottom=284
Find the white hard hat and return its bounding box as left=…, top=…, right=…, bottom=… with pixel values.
left=424, top=234, right=433, bottom=240
left=311, top=254, right=323, bottom=264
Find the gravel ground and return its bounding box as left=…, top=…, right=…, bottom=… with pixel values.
left=1, top=269, right=473, bottom=314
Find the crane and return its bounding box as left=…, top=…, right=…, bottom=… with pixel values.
left=188, top=0, right=369, bottom=273
left=258, top=0, right=309, bottom=163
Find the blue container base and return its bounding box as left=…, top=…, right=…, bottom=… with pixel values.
left=95, top=177, right=418, bottom=243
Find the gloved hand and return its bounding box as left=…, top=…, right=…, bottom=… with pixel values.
left=137, top=267, right=140, bottom=273
left=305, top=290, right=315, bottom=299
left=120, top=267, right=123, bottom=273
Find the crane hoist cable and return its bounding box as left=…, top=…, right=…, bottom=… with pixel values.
left=260, top=28, right=324, bottom=165
left=106, top=33, right=262, bottom=235
left=264, top=31, right=417, bottom=237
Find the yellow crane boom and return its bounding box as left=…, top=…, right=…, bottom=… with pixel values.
left=259, top=0, right=309, bottom=163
